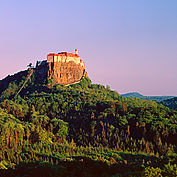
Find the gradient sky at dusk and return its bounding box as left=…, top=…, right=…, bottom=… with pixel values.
left=0, top=0, right=177, bottom=96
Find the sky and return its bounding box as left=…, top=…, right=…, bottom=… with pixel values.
left=0, top=0, right=177, bottom=96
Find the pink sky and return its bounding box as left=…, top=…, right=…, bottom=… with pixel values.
left=0, top=0, right=177, bottom=96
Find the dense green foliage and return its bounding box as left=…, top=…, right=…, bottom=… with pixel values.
left=160, top=97, right=177, bottom=111
left=0, top=69, right=177, bottom=176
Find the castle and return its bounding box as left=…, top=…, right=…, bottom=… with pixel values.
left=36, top=49, right=86, bottom=85
left=47, top=49, right=85, bottom=68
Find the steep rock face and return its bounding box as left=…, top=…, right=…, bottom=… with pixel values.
left=48, top=60, right=86, bottom=85
left=35, top=50, right=87, bottom=85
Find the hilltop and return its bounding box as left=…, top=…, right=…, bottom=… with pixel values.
left=45, top=49, right=87, bottom=85
left=0, top=49, right=88, bottom=99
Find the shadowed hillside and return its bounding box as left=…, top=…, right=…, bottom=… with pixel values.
left=160, top=97, right=177, bottom=111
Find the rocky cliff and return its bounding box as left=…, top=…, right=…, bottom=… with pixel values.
left=47, top=60, right=86, bottom=85
left=35, top=50, right=87, bottom=85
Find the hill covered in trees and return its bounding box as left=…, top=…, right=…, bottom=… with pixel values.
left=121, top=92, right=176, bottom=102
left=0, top=69, right=177, bottom=176
left=160, top=97, right=177, bottom=111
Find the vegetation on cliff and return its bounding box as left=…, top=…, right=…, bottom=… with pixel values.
left=0, top=69, right=177, bottom=176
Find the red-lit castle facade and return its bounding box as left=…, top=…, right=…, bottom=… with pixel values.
left=47, top=49, right=85, bottom=68
left=41, top=49, right=86, bottom=85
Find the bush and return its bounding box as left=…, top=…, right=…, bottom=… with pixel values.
left=163, top=163, right=177, bottom=177
left=144, top=166, right=162, bottom=177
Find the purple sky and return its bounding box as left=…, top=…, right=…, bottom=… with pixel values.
left=0, top=0, right=177, bottom=96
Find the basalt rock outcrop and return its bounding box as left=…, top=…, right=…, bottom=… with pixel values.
left=35, top=49, right=87, bottom=85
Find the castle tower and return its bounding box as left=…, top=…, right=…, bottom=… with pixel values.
left=75, top=49, right=78, bottom=55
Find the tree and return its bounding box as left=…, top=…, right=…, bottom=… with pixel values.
left=27, top=63, right=33, bottom=69
left=51, top=119, right=69, bottom=138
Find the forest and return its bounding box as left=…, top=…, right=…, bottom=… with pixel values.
left=121, top=92, right=176, bottom=103
left=160, top=97, right=177, bottom=111
left=0, top=69, right=177, bottom=177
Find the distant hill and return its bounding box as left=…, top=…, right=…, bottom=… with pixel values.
left=121, top=92, right=176, bottom=102
left=121, top=92, right=145, bottom=99
left=160, top=97, right=177, bottom=110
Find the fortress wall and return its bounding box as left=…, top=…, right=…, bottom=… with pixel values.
left=52, top=55, right=83, bottom=66
left=47, top=53, right=85, bottom=68
left=66, top=57, right=81, bottom=64
left=61, top=56, right=67, bottom=62
left=47, top=55, right=53, bottom=63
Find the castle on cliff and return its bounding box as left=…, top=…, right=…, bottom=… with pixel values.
left=47, top=49, right=85, bottom=68
left=36, top=49, right=86, bottom=85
